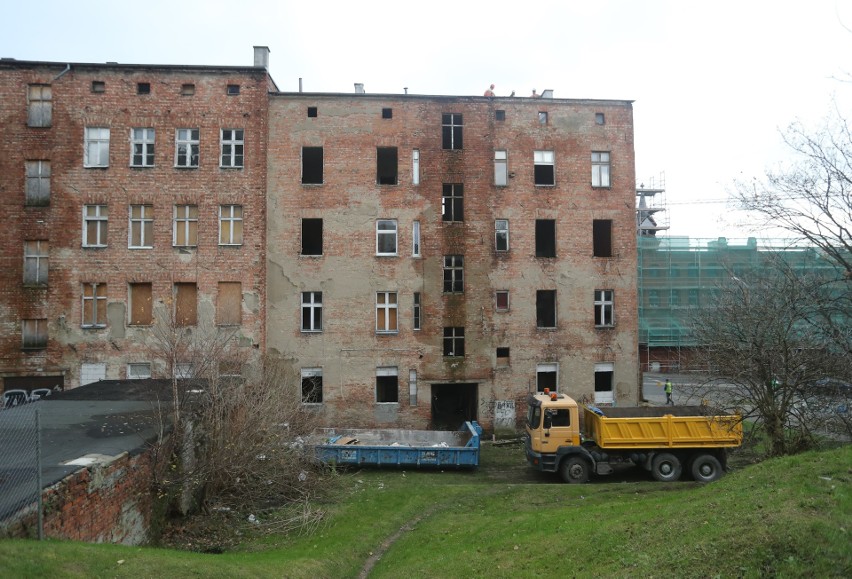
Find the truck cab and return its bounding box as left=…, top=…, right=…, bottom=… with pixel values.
left=525, top=390, right=589, bottom=481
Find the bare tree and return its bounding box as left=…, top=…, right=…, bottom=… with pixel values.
left=690, top=260, right=849, bottom=457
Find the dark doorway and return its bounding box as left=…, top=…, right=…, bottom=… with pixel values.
left=4, top=375, right=64, bottom=393
left=431, top=383, right=478, bottom=429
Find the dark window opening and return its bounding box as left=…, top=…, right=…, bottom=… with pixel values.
left=535, top=219, right=556, bottom=258
left=301, top=218, right=323, bottom=256
left=496, top=347, right=510, bottom=366
left=595, top=371, right=613, bottom=392
left=442, top=113, right=463, bottom=150
left=137, top=82, right=150, bottom=95
left=495, top=110, right=505, bottom=121
left=537, top=367, right=557, bottom=392
left=442, top=183, right=464, bottom=222
left=181, top=83, right=195, bottom=96
left=302, top=147, right=323, bottom=184
left=377, top=147, right=398, bottom=184
left=307, top=106, right=317, bottom=117
left=376, top=375, right=399, bottom=403
left=91, top=81, right=105, bottom=93
left=443, top=327, right=465, bottom=357
left=550, top=409, right=570, bottom=427
left=302, top=375, right=323, bottom=403
left=595, top=112, right=605, bottom=125
left=593, top=219, right=613, bottom=257
left=534, top=163, right=554, bottom=185
left=536, top=290, right=556, bottom=328
left=226, top=84, right=240, bottom=95
left=443, top=255, right=464, bottom=293
left=382, top=108, right=393, bottom=119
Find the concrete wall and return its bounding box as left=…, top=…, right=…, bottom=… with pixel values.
left=267, top=93, right=640, bottom=430
left=0, top=61, right=270, bottom=388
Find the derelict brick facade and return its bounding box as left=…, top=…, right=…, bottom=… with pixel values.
left=0, top=59, right=271, bottom=388
left=267, top=94, right=640, bottom=430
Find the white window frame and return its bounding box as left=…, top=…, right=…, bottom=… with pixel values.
left=494, top=150, right=508, bottom=186
left=595, top=289, right=615, bottom=327
left=220, top=128, right=244, bottom=168
left=594, top=362, right=615, bottom=405
left=496, top=290, right=510, bottom=312
left=128, top=363, right=152, bottom=380
left=376, top=291, right=398, bottom=334
left=412, top=149, right=420, bottom=185
left=533, top=150, right=555, bottom=186
left=173, top=205, right=198, bottom=247
left=175, top=128, right=200, bottom=168
left=495, top=219, right=509, bottom=252
left=536, top=363, right=559, bottom=393
left=412, top=220, right=421, bottom=257
left=129, top=204, right=153, bottom=249
left=25, top=160, right=50, bottom=205
left=81, top=282, right=107, bottom=328
left=130, top=128, right=155, bottom=167
left=82, top=205, right=108, bottom=248
left=592, top=151, right=611, bottom=187
left=409, top=369, right=417, bottom=406
left=301, top=291, right=323, bottom=332
left=301, top=367, right=323, bottom=404
left=23, top=240, right=49, bottom=286
left=376, top=219, right=398, bottom=256
left=84, top=127, right=110, bottom=168
left=219, top=205, right=243, bottom=245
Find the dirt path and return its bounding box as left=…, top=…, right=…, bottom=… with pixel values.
left=357, top=504, right=439, bottom=578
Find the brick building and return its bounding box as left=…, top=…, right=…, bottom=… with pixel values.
left=267, top=91, right=640, bottom=430
left=0, top=48, right=273, bottom=390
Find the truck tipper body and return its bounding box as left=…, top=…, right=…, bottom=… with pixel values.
left=311, top=421, right=482, bottom=469
left=525, top=392, right=742, bottom=483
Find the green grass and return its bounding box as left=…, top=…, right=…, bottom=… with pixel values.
left=1, top=443, right=849, bottom=578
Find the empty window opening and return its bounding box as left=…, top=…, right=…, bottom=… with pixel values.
left=217, top=282, right=242, bottom=326
left=382, top=108, right=393, bottom=119
left=128, top=283, right=152, bottom=325
left=494, top=150, right=508, bottom=186
left=301, top=291, right=323, bottom=332
left=442, top=113, right=463, bottom=150
left=592, top=151, right=611, bottom=187
left=301, top=218, right=323, bottom=255
left=137, top=82, right=151, bottom=95
left=535, top=219, right=556, bottom=257
left=594, top=289, right=614, bottom=327
left=413, top=292, right=421, bottom=330
left=376, top=147, right=398, bottom=185
left=496, top=290, right=509, bottom=311
left=536, top=363, right=558, bottom=392
left=181, top=83, right=195, bottom=96
left=25, top=160, right=50, bottom=206
left=174, top=282, right=197, bottom=326
left=536, top=290, right=556, bottom=328
left=443, top=327, right=465, bottom=357
left=496, top=347, right=510, bottom=366
left=595, top=112, right=605, bottom=125
left=91, top=81, right=105, bottom=93
left=594, top=363, right=614, bottom=405
left=495, top=110, right=506, bottom=121
left=226, top=84, right=240, bottom=95
left=495, top=219, right=509, bottom=252
left=443, top=255, right=464, bottom=293
left=307, top=106, right=318, bottom=117
left=302, top=147, right=323, bottom=184
left=376, top=367, right=399, bottom=403
left=534, top=150, right=555, bottom=185
left=442, top=183, right=464, bottom=222
left=301, top=368, right=323, bottom=404
left=593, top=219, right=613, bottom=257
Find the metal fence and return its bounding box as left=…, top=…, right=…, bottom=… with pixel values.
left=0, top=401, right=43, bottom=539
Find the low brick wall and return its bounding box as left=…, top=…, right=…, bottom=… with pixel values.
left=2, top=445, right=162, bottom=545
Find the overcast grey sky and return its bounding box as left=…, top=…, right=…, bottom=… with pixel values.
left=3, top=0, right=850, bottom=240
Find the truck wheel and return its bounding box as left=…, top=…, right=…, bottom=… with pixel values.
left=690, top=454, right=723, bottom=483
left=651, top=453, right=682, bottom=482
left=559, top=456, right=590, bottom=484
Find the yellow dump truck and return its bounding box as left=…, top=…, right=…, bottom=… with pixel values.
left=525, top=391, right=742, bottom=483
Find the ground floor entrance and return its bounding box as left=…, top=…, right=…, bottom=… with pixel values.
left=431, top=383, right=478, bottom=429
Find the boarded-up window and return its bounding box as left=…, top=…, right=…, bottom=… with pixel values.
left=217, top=282, right=242, bottom=326
left=23, top=240, right=49, bottom=286
left=593, top=219, right=613, bottom=257
left=129, top=283, right=152, bottom=325
left=25, top=160, right=50, bottom=205
left=22, top=319, right=48, bottom=349
left=174, top=283, right=197, bottom=326
left=27, top=84, right=52, bottom=127
left=82, top=283, right=107, bottom=327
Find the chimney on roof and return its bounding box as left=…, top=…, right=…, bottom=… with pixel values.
left=253, top=46, right=270, bottom=69
left=354, top=83, right=365, bottom=94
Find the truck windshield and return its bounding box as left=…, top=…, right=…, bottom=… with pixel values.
left=527, top=404, right=541, bottom=429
